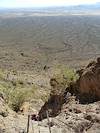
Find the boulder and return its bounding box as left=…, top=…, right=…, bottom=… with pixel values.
left=79, top=57, right=100, bottom=102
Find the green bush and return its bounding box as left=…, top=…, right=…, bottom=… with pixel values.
left=9, top=88, right=26, bottom=112
left=0, top=81, right=25, bottom=111
left=0, top=78, right=38, bottom=112
left=0, top=81, right=13, bottom=102
left=54, top=65, right=79, bottom=84
left=50, top=65, right=79, bottom=95
left=9, top=85, right=38, bottom=112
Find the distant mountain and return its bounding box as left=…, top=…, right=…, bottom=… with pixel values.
left=0, top=2, right=100, bottom=13
left=72, top=2, right=100, bottom=10
left=48, top=2, right=100, bottom=11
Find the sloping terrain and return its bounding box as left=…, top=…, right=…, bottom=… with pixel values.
left=0, top=10, right=100, bottom=133
left=0, top=13, right=100, bottom=71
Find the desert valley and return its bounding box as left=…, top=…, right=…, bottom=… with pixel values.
left=0, top=5, right=100, bottom=133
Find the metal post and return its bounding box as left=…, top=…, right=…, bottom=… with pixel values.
left=26, top=115, right=30, bottom=133
left=37, top=116, right=40, bottom=133
left=46, top=110, right=51, bottom=133
left=31, top=119, right=34, bottom=133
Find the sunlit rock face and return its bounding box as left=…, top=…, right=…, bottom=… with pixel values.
left=79, top=57, right=100, bottom=102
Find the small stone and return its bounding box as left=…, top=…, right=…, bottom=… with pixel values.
left=69, top=109, right=72, bottom=112
left=0, top=110, right=8, bottom=117
left=73, top=108, right=82, bottom=114
left=84, top=114, right=92, bottom=121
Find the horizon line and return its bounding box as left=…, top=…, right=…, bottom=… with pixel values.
left=0, top=2, right=99, bottom=9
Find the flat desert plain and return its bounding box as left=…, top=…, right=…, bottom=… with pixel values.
left=0, top=11, right=100, bottom=71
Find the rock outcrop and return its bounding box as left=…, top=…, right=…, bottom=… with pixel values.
left=1, top=58, right=100, bottom=132
left=39, top=57, right=100, bottom=121
left=38, top=78, right=65, bottom=120
left=79, top=57, right=100, bottom=103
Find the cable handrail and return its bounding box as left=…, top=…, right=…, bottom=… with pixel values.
left=20, top=110, right=73, bottom=133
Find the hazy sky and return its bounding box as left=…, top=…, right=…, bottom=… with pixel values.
left=0, top=0, right=100, bottom=8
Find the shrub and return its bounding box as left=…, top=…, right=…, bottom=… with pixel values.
left=0, top=77, right=38, bottom=112
left=0, top=81, right=13, bottom=102
left=54, top=65, right=79, bottom=84
left=9, top=88, right=27, bottom=112
left=50, top=65, right=79, bottom=95
left=9, top=84, right=38, bottom=112
left=0, top=69, right=6, bottom=79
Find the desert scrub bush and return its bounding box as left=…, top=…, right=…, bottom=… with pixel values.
left=54, top=65, right=79, bottom=84
left=9, top=85, right=38, bottom=112
left=25, top=84, right=38, bottom=99
left=0, top=79, right=38, bottom=112
left=0, top=69, right=6, bottom=79
left=9, top=88, right=27, bottom=112
left=0, top=81, right=13, bottom=102
left=0, top=79, right=25, bottom=104
left=50, top=65, right=79, bottom=95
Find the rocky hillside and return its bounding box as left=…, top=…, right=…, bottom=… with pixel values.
left=0, top=58, right=100, bottom=133
left=38, top=57, right=100, bottom=132
left=0, top=92, right=100, bottom=133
